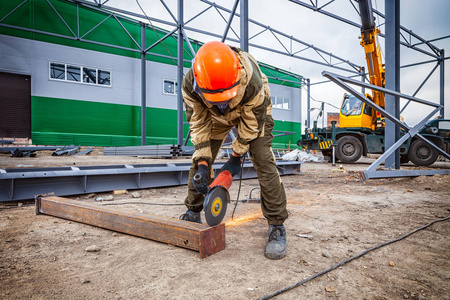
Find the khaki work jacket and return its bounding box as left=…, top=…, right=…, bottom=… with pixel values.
left=182, top=46, right=272, bottom=165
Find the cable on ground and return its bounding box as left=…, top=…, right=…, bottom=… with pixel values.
left=258, top=215, right=450, bottom=300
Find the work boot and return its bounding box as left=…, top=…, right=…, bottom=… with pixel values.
left=264, top=225, right=287, bottom=259
left=179, top=210, right=202, bottom=224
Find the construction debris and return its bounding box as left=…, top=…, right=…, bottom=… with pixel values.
left=282, top=149, right=324, bottom=162
left=75, top=148, right=93, bottom=156
left=52, top=146, right=80, bottom=156
left=10, top=148, right=36, bottom=157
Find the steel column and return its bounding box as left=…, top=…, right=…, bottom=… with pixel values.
left=440, top=50, right=445, bottom=117
left=141, top=23, right=147, bottom=146
left=177, top=0, right=184, bottom=145
left=306, top=78, right=311, bottom=129
left=384, top=0, right=400, bottom=169
left=240, top=0, right=248, bottom=51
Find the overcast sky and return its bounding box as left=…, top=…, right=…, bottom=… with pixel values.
left=102, top=0, right=449, bottom=127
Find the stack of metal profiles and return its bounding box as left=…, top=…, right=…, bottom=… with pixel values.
left=104, top=145, right=183, bottom=158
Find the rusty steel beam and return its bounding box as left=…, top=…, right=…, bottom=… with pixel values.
left=35, top=195, right=225, bottom=258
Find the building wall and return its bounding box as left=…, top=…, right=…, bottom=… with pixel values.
left=0, top=0, right=302, bottom=148
left=327, top=112, right=340, bottom=128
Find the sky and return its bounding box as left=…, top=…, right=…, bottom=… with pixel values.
left=98, top=0, right=450, bottom=128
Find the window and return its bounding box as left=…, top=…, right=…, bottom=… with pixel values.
left=98, top=70, right=111, bottom=85
left=163, top=79, right=178, bottom=95
left=438, top=121, right=450, bottom=130
left=67, top=65, right=80, bottom=82
left=271, top=96, right=291, bottom=110
left=50, top=63, right=65, bottom=80
left=49, top=62, right=111, bottom=87
left=83, top=67, right=97, bottom=84
left=341, top=95, right=362, bottom=116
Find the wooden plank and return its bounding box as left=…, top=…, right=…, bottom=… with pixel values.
left=35, top=196, right=225, bottom=259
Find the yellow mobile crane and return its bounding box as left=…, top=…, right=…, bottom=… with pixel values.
left=298, top=0, right=450, bottom=166
left=340, top=0, right=384, bottom=130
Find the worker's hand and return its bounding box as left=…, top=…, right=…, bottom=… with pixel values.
left=192, top=163, right=209, bottom=195
left=220, top=153, right=242, bottom=176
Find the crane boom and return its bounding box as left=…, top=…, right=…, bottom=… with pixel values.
left=358, top=0, right=385, bottom=109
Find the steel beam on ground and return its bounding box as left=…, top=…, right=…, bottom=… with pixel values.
left=0, top=161, right=301, bottom=202
left=359, top=169, right=450, bottom=180
left=103, top=145, right=182, bottom=157
left=36, top=195, right=225, bottom=258
left=0, top=146, right=67, bottom=153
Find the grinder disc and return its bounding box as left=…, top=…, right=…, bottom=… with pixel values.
left=203, top=186, right=229, bottom=227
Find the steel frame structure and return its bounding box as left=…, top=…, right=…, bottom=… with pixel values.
left=0, top=161, right=302, bottom=202
left=323, top=71, right=450, bottom=179
left=1, top=0, right=447, bottom=179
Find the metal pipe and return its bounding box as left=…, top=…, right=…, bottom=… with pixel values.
left=141, top=23, right=147, bottom=146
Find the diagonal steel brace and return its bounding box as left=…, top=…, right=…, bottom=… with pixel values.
left=322, top=71, right=450, bottom=179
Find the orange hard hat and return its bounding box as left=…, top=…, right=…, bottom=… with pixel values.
left=193, top=41, right=241, bottom=103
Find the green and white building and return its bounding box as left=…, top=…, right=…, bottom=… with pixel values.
left=0, top=0, right=302, bottom=148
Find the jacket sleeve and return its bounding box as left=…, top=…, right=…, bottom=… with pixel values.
left=182, top=70, right=213, bottom=165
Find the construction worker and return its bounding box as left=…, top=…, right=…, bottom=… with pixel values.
left=180, top=41, right=288, bottom=259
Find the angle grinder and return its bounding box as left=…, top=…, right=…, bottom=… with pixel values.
left=193, top=170, right=233, bottom=227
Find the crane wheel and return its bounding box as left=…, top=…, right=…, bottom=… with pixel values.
left=408, top=140, right=438, bottom=166
left=336, top=136, right=363, bottom=163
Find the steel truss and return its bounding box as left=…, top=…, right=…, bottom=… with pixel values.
left=0, top=161, right=302, bottom=202
left=288, top=0, right=446, bottom=59
left=1, top=0, right=447, bottom=179
left=323, top=71, right=450, bottom=180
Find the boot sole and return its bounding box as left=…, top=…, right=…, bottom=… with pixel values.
left=264, top=249, right=286, bottom=259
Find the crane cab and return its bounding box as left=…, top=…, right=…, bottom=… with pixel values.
left=339, top=94, right=377, bottom=130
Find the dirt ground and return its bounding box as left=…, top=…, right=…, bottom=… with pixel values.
left=0, top=150, right=449, bottom=299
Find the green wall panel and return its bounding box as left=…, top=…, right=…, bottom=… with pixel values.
left=273, top=120, right=301, bottom=149
left=31, top=96, right=299, bottom=148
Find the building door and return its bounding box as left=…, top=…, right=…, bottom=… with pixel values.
left=0, top=72, right=31, bottom=138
